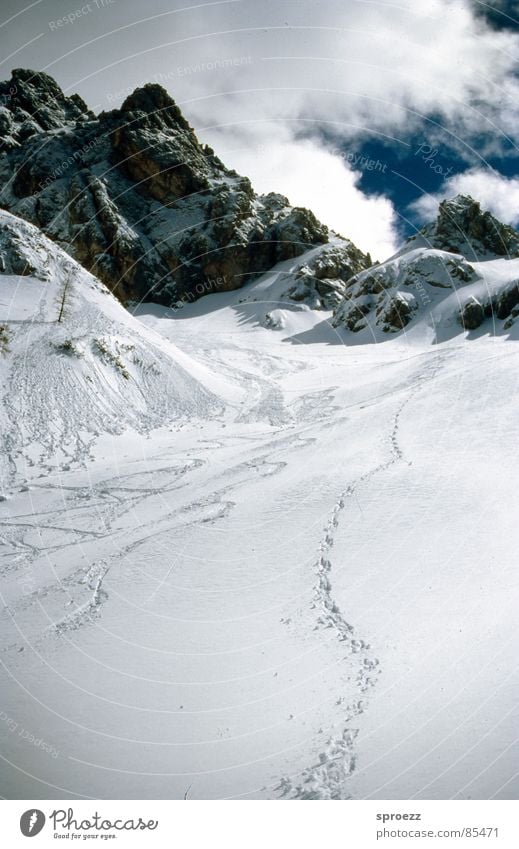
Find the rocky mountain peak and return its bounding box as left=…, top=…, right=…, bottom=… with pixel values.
left=0, top=69, right=92, bottom=146
left=0, top=68, right=330, bottom=305
left=99, top=82, right=228, bottom=201
left=116, top=83, right=191, bottom=131
left=411, top=193, right=519, bottom=259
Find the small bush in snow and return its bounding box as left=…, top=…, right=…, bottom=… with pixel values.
left=54, top=338, right=82, bottom=357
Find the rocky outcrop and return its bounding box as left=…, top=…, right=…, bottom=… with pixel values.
left=458, top=297, right=485, bottom=330
left=377, top=292, right=417, bottom=332
left=285, top=243, right=370, bottom=309
left=485, top=281, right=519, bottom=321
left=332, top=198, right=519, bottom=339
left=408, top=194, right=519, bottom=259
left=0, top=70, right=329, bottom=304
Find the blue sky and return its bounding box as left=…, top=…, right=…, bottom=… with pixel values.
left=352, top=122, right=519, bottom=245
left=0, top=0, right=518, bottom=258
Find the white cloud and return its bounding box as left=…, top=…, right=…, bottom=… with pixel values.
left=410, top=169, right=519, bottom=226
left=171, top=0, right=519, bottom=145
left=44, top=0, right=519, bottom=258
left=152, top=0, right=519, bottom=257
left=224, top=127, right=398, bottom=259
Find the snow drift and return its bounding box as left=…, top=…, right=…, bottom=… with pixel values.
left=0, top=210, right=221, bottom=485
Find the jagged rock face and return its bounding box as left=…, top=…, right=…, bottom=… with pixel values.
left=107, top=85, right=214, bottom=203
left=0, top=69, right=92, bottom=148
left=489, top=281, right=519, bottom=320
left=285, top=243, right=370, bottom=310
left=408, top=195, right=519, bottom=259
left=0, top=72, right=328, bottom=304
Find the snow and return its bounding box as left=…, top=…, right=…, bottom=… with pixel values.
left=0, top=211, right=229, bottom=484
left=1, top=220, right=518, bottom=800
left=333, top=241, right=519, bottom=343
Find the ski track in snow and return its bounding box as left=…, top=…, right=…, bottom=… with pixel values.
left=0, top=353, right=334, bottom=591
left=0, top=421, right=314, bottom=655
left=277, top=352, right=448, bottom=799
left=52, top=560, right=110, bottom=635
left=0, top=327, right=454, bottom=798
left=3, top=211, right=519, bottom=799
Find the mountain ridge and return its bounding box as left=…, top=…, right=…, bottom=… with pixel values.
left=0, top=69, right=340, bottom=305
left=1, top=69, right=519, bottom=342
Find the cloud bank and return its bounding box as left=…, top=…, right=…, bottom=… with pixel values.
left=226, top=128, right=398, bottom=259
left=161, top=0, right=519, bottom=256
left=411, top=169, right=519, bottom=227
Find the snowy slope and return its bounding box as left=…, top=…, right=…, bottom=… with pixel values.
left=0, top=210, right=228, bottom=489
left=1, top=226, right=518, bottom=801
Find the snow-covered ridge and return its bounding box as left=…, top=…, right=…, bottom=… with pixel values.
left=329, top=196, right=519, bottom=343
left=168, top=198, right=519, bottom=347
left=210, top=194, right=519, bottom=345
left=332, top=246, right=519, bottom=342
left=0, top=210, right=223, bottom=486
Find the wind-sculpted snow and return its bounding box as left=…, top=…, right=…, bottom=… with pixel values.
left=0, top=210, right=220, bottom=484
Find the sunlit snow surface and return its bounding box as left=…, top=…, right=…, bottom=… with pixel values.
left=0, top=233, right=518, bottom=799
